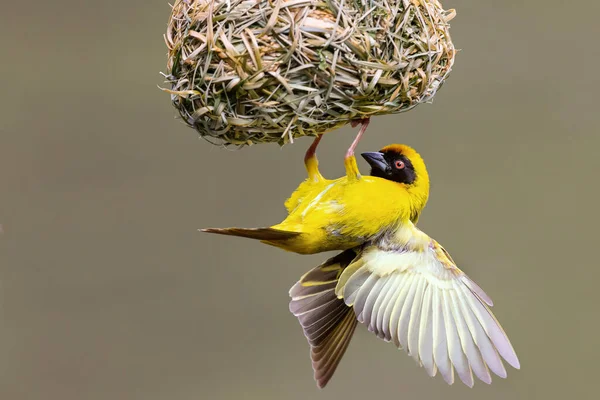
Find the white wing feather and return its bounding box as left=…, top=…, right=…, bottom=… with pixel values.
left=335, top=232, right=520, bottom=387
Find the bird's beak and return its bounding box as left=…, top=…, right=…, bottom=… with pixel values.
left=361, top=151, right=388, bottom=173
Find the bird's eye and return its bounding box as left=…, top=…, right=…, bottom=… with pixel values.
left=394, top=160, right=405, bottom=169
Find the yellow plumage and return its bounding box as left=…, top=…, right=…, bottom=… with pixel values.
left=203, top=143, right=430, bottom=254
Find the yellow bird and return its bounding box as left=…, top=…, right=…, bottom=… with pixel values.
left=202, top=135, right=430, bottom=254
left=289, top=221, right=520, bottom=388
left=203, top=134, right=519, bottom=387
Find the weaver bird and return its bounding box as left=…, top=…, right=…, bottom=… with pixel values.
left=289, top=222, right=520, bottom=388
left=202, top=137, right=429, bottom=254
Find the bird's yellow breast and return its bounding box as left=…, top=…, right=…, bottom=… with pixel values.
left=273, top=175, right=428, bottom=254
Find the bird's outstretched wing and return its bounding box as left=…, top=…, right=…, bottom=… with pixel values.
left=335, top=229, right=520, bottom=387
left=289, top=249, right=358, bottom=388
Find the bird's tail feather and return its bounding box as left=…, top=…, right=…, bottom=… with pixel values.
left=289, top=249, right=359, bottom=388
left=201, top=227, right=300, bottom=242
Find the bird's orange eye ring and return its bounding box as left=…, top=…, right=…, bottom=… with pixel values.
left=395, top=160, right=405, bottom=169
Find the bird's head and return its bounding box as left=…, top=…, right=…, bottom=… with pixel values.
left=361, top=144, right=429, bottom=190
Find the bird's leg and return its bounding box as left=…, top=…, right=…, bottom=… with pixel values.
left=344, top=118, right=370, bottom=180
left=346, top=118, right=370, bottom=158
left=304, top=134, right=324, bottom=182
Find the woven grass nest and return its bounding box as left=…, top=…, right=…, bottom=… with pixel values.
left=163, top=0, right=456, bottom=146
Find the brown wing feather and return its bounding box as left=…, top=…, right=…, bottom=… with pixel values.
left=289, top=249, right=358, bottom=388
left=311, top=310, right=357, bottom=388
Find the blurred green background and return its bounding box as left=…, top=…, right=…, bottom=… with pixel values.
left=1, top=1, right=598, bottom=399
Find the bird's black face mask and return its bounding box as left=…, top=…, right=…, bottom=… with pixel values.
left=361, top=151, right=417, bottom=185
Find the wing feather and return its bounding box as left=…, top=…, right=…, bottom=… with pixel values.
left=342, top=266, right=370, bottom=305
left=373, top=275, right=400, bottom=338
left=388, top=273, right=415, bottom=348
left=334, top=230, right=520, bottom=387
left=289, top=250, right=358, bottom=388
left=380, top=275, right=406, bottom=342
left=433, top=288, right=453, bottom=384
left=302, top=304, right=349, bottom=346
left=449, top=290, right=491, bottom=384
left=458, top=284, right=520, bottom=369
left=351, top=274, right=379, bottom=318
left=359, top=276, right=389, bottom=324
left=418, top=285, right=436, bottom=377
left=408, top=278, right=428, bottom=360
left=312, top=310, right=358, bottom=388
left=297, top=297, right=345, bottom=328
left=443, top=290, right=474, bottom=387
left=453, top=281, right=507, bottom=378
left=397, top=274, right=420, bottom=350
left=460, top=275, right=494, bottom=306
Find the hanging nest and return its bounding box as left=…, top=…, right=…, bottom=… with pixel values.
left=163, top=0, right=456, bottom=146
